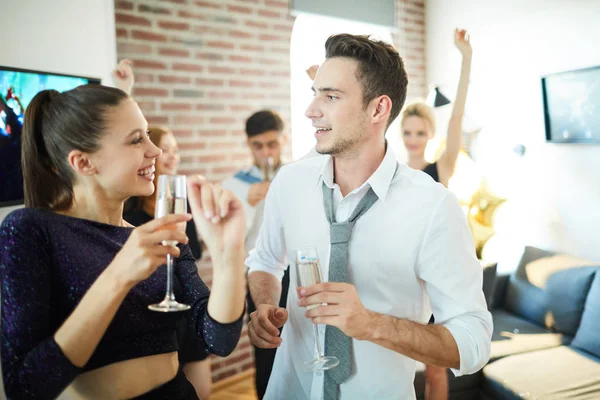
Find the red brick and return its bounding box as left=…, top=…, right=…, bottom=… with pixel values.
left=194, top=0, right=222, bottom=9
left=132, top=30, right=168, bottom=42
left=158, top=75, right=192, bottom=84
left=178, top=10, right=207, bottom=20
left=198, top=129, right=227, bottom=136
left=180, top=155, right=196, bottom=164
left=175, top=115, right=205, bottom=124
left=117, top=43, right=152, bottom=54
left=227, top=5, right=253, bottom=14
left=245, top=21, right=268, bottom=29
left=194, top=26, right=226, bottom=35
left=259, top=34, right=283, bottom=41
left=258, top=10, right=280, bottom=18
left=206, top=41, right=235, bottom=50
left=209, top=66, right=236, bottom=74
left=208, top=141, right=239, bottom=149
left=265, top=0, right=288, bottom=7
left=240, top=44, right=264, bottom=52
left=146, top=115, right=169, bottom=124
left=242, top=93, right=265, bottom=99
left=133, top=87, right=169, bottom=97
left=116, top=28, right=128, bottom=38
left=224, top=352, right=251, bottom=367
left=274, top=24, right=293, bottom=32
left=135, top=73, right=155, bottom=83
left=115, top=1, right=134, bottom=10
left=240, top=68, right=264, bottom=76
left=229, top=104, right=253, bottom=112
left=199, top=154, right=227, bottom=163
left=229, top=30, right=253, bottom=39
left=164, top=0, right=186, bottom=3
left=228, top=55, right=252, bottom=63
left=196, top=104, right=226, bottom=111
left=196, top=78, right=225, bottom=86
left=212, top=165, right=240, bottom=175
left=196, top=52, right=224, bottom=61
left=173, top=63, right=204, bottom=72
left=115, top=13, right=152, bottom=27
left=161, top=103, right=192, bottom=111
left=158, top=21, right=190, bottom=31
left=269, top=46, right=289, bottom=54
left=179, top=142, right=208, bottom=150
left=270, top=70, right=289, bottom=77
left=259, top=57, right=281, bottom=65
left=171, top=129, right=194, bottom=137
left=229, top=80, right=254, bottom=88
left=230, top=152, right=251, bottom=161
left=136, top=101, right=155, bottom=112
left=259, top=82, right=280, bottom=89
left=132, top=59, right=167, bottom=69
left=158, top=47, right=190, bottom=57
left=208, top=92, right=237, bottom=99
left=210, top=117, right=236, bottom=124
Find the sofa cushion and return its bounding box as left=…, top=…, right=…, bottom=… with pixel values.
left=490, top=310, right=566, bottom=362
left=504, top=246, right=597, bottom=329
left=546, top=266, right=597, bottom=336
left=482, top=346, right=600, bottom=400
left=572, top=270, right=600, bottom=358
left=504, top=246, right=555, bottom=325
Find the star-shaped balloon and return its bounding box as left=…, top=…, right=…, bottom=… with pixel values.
left=467, top=179, right=507, bottom=259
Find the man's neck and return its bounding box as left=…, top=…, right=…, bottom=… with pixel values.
left=333, top=140, right=386, bottom=197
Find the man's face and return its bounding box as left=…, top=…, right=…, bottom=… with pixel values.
left=305, top=57, right=369, bottom=156
left=247, top=129, right=284, bottom=168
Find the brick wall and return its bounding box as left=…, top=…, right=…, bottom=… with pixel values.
left=115, top=0, right=425, bottom=383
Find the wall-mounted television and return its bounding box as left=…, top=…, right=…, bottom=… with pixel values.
left=0, top=66, right=100, bottom=207
left=541, top=65, right=600, bottom=143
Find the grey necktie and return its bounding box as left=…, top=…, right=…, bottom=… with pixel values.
left=322, top=182, right=379, bottom=400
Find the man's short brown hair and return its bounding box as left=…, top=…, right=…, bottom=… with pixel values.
left=325, top=34, right=408, bottom=129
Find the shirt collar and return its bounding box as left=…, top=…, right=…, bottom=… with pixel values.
left=316, top=143, right=398, bottom=202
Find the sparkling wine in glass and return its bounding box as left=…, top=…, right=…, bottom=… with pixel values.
left=262, top=156, right=275, bottom=182
left=295, top=246, right=340, bottom=372
left=148, top=174, right=191, bottom=312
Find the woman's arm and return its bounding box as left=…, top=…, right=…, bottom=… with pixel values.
left=438, top=29, right=472, bottom=177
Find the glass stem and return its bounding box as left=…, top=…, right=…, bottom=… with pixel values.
left=165, top=253, right=175, bottom=301
left=314, top=323, right=324, bottom=359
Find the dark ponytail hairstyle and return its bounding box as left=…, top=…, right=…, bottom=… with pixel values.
left=21, top=84, right=129, bottom=209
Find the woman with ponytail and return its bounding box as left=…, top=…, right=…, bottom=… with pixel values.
left=0, top=83, right=247, bottom=399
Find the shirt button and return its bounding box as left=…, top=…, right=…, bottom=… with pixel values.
left=316, top=372, right=322, bottom=377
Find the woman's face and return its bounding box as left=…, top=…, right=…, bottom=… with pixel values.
left=156, top=133, right=180, bottom=176
left=402, top=115, right=432, bottom=157
left=87, top=98, right=161, bottom=199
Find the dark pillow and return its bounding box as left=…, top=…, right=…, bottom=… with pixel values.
left=572, top=270, right=600, bottom=358
left=504, top=246, right=555, bottom=324
left=545, top=266, right=597, bottom=336
left=482, top=262, right=498, bottom=311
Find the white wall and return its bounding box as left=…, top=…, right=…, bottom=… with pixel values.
left=0, top=0, right=117, bottom=223
left=426, top=0, right=600, bottom=266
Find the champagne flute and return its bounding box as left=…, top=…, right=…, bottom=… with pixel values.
left=262, top=156, right=275, bottom=182
left=148, top=174, right=191, bottom=312
left=295, top=246, right=340, bottom=371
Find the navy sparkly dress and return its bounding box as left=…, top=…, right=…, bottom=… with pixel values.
left=0, top=208, right=243, bottom=399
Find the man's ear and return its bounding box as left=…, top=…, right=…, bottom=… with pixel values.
left=67, top=150, right=96, bottom=176
left=371, top=95, right=392, bottom=126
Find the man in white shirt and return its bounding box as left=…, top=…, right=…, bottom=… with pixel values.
left=245, top=34, right=493, bottom=400
left=221, top=110, right=290, bottom=399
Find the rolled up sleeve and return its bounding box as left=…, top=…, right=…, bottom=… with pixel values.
left=245, top=173, right=288, bottom=282
left=417, top=191, right=493, bottom=376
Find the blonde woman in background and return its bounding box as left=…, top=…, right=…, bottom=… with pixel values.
left=400, top=28, right=473, bottom=400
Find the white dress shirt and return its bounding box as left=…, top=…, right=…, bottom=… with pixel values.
left=246, top=146, right=493, bottom=400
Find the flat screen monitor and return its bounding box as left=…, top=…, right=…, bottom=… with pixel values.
left=0, top=66, right=100, bottom=207
left=541, top=65, right=600, bottom=143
